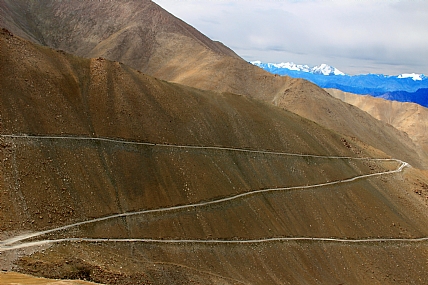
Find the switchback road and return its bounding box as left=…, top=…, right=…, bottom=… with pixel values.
left=0, top=134, right=415, bottom=252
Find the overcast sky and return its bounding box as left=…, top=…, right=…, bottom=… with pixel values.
left=153, top=0, right=428, bottom=75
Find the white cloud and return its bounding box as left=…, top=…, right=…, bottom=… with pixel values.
left=153, top=0, right=428, bottom=75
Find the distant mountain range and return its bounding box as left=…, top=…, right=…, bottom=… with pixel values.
left=252, top=61, right=428, bottom=107
left=253, top=61, right=346, bottom=76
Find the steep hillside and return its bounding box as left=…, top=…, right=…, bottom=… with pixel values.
left=0, top=0, right=284, bottom=99
left=327, top=88, right=428, bottom=155
left=1, top=0, right=426, bottom=169
left=2, top=30, right=428, bottom=285
left=0, top=0, right=239, bottom=71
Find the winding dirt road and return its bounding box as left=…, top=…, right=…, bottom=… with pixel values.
left=0, top=134, right=416, bottom=253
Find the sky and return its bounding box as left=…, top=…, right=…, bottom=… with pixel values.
left=153, top=0, right=428, bottom=75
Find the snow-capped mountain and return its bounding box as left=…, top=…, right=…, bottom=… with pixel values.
left=397, top=73, right=427, bottom=81
left=251, top=61, right=311, bottom=73
left=251, top=61, right=428, bottom=107
left=252, top=61, right=427, bottom=81
left=251, top=61, right=345, bottom=76
left=311, top=63, right=345, bottom=76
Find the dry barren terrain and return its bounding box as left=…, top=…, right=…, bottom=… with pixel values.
left=1, top=28, right=428, bottom=284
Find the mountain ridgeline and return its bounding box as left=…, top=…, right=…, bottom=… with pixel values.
left=1, top=1, right=428, bottom=284
left=380, top=88, right=428, bottom=107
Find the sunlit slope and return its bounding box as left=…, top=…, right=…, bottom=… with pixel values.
left=2, top=28, right=428, bottom=285
left=0, top=0, right=239, bottom=71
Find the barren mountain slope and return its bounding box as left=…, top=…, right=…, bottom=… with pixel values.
left=327, top=88, right=428, bottom=154
left=0, top=0, right=238, bottom=71
left=2, top=30, right=428, bottom=285
left=1, top=0, right=426, bottom=169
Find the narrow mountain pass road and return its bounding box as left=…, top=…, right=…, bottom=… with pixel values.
left=0, top=134, right=416, bottom=252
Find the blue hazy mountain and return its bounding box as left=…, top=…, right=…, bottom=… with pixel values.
left=379, top=88, right=428, bottom=107
left=252, top=61, right=428, bottom=107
